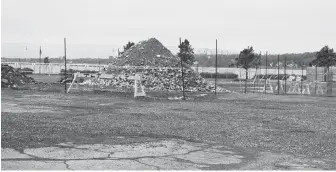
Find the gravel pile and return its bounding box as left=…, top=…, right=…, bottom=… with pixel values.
left=1, top=64, right=36, bottom=88
left=88, top=38, right=226, bottom=92
left=111, top=38, right=182, bottom=67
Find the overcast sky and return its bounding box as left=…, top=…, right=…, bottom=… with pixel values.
left=1, top=0, right=336, bottom=58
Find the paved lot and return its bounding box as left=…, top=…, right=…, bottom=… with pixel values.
left=2, top=89, right=335, bottom=170
left=1, top=138, right=327, bottom=170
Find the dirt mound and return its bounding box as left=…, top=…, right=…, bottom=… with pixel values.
left=94, top=38, right=226, bottom=92
left=1, top=64, right=36, bottom=88
left=111, top=38, right=182, bottom=67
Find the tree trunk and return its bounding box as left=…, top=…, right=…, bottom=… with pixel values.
left=245, top=69, right=248, bottom=94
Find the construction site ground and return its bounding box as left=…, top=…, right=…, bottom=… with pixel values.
left=2, top=86, right=336, bottom=170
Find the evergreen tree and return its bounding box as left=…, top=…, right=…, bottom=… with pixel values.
left=310, top=46, right=336, bottom=68
left=234, top=46, right=260, bottom=93
left=123, top=41, right=135, bottom=52
left=178, top=39, right=195, bottom=66
left=44, top=56, right=50, bottom=63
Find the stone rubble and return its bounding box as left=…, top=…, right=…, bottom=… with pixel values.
left=81, top=38, right=225, bottom=92
left=1, top=64, right=36, bottom=88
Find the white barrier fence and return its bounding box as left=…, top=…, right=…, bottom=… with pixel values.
left=3, top=62, right=306, bottom=79
left=2, top=62, right=108, bottom=75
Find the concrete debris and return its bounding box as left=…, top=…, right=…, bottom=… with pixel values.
left=84, top=38, right=225, bottom=92
left=1, top=64, right=36, bottom=88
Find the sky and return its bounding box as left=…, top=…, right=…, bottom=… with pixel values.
left=1, top=0, right=336, bottom=58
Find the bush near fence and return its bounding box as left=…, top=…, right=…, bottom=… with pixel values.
left=200, top=72, right=238, bottom=79
left=21, top=67, right=34, bottom=74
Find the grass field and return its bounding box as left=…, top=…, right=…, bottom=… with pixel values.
left=1, top=88, right=336, bottom=169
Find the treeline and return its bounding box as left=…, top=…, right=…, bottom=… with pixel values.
left=2, top=52, right=317, bottom=67
left=194, top=52, right=316, bottom=68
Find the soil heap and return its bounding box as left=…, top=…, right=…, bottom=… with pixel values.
left=87, top=38, right=224, bottom=92
left=111, top=38, right=182, bottom=67
left=1, top=64, right=36, bottom=88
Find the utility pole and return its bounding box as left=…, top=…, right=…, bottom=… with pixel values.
left=180, top=37, right=185, bottom=100
left=264, top=51, right=268, bottom=94
left=301, top=62, right=304, bottom=95
left=284, top=56, right=287, bottom=94
left=64, top=38, right=67, bottom=93
left=278, top=54, right=280, bottom=94
left=215, top=39, right=217, bottom=95
left=39, top=46, right=42, bottom=74
left=315, top=65, right=317, bottom=95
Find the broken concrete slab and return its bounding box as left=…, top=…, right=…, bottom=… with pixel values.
left=203, top=148, right=235, bottom=154
left=1, top=161, right=67, bottom=170
left=24, top=147, right=109, bottom=159
left=66, top=160, right=157, bottom=170
left=1, top=148, right=32, bottom=159
left=174, top=151, right=243, bottom=165
left=75, top=144, right=130, bottom=152
left=75, top=140, right=204, bottom=158
left=109, top=140, right=203, bottom=158
left=138, top=157, right=209, bottom=170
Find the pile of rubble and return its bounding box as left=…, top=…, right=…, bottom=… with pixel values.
left=1, top=64, right=36, bottom=88
left=84, top=38, right=225, bottom=92
left=111, top=38, right=183, bottom=67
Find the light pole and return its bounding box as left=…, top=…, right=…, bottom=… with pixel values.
left=195, top=61, right=199, bottom=73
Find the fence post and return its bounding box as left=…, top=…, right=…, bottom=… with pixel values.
left=301, top=63, right=303, bottom=95
left=277, top=54, right=280, bottom=94
left=64, top=38, right=67, bottom=93
left=264, top=52, right=268, bottom=94
left=315, top=66, right=317, bottom=95
left=284, top=56, right=287, bottom=94
left=215, top=39, right=217, bottom=95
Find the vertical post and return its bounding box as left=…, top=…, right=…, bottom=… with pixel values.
left=39, top=46, right=41, bottom=75
left=315, top=66, right=317, bottom=95
left=19, top=58, right=21, bottom=70
left=257, top=52, right=261, bottom=93
left=264, top=51, right=268, bottom=94
left=99, top=60, right=100, bottom=72
left=245, top=67, right=247, bottom=94
left=64, top=38, right=67, bottom=93
left=284, top=56, right=287, bottom=94
left=180, top=37, right=185, bottom=100
left=215, top=39, right=217, bottom=95
left=301, top=63, right=303, bottom=95
left=277, top=54, right=280, bottom=94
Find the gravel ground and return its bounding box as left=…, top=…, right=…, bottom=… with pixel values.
left=1, top=88, right=336, bottom=169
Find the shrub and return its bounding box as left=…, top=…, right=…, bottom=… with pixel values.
left=21, top=67, right=34, bottom=74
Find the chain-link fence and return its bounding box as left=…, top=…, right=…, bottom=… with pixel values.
left=208, top=66, right=335, bottom=97
left=3, top=61, right=335, bottom=98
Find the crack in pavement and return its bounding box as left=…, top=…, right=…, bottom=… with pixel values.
left=54, top=144, right=114, bottom=154
left=2, top=142, right=231, bottom=162
left=107, top=152, right=114, bottom=159
left=133, top=159, right=161, bottom=170
left=2, top=139, right=245, bottom=171
left=63, top=160, right=72, bottom=170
